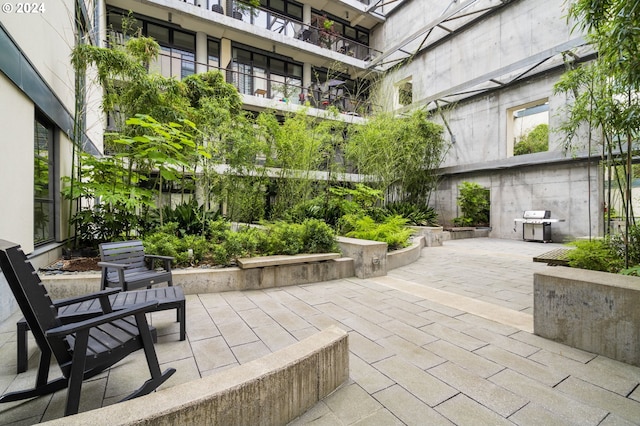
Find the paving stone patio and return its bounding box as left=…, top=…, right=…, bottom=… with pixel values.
left=1, top=238, right=640, bottom=425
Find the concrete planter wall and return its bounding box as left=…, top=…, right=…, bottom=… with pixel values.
left=39, top=237, right=425, bottom=300
left=409, top=226, right=443, bottom=247
left=534, top=267, right=640, bottom=366
left=336, top=236, right=387, bottom=278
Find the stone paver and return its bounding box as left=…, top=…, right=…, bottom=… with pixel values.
left=2, top=238, right=640, bottom=425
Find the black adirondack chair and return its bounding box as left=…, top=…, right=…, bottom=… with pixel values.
left=99, top=240, right=174, bottom=292
left=0, top=240, right=175, bottom=416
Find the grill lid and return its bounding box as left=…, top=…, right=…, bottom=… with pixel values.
left=523, top=210, right=551, bottom=219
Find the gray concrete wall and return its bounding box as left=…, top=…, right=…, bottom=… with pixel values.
left=41, top=326, right=349, bottom=426
left=434, top=160, right=600, bottom=242
left=534, top=267, right=640, bottom=367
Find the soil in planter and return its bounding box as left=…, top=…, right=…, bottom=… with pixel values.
left=41, top=257, right=101, bottom=273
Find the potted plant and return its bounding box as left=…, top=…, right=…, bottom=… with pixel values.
left=232, top=0, right=259, bottom=20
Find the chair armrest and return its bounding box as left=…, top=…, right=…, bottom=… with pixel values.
left=144, top=254, right=174, bottom=261
left=52, top=288, right=121, bottom=308
left=97, top=261, right=128, bottom=270
left=145, top=254, right=174, bottom=271
left=45, top=301, right=159, bottom=337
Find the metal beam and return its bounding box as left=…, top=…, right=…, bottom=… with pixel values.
left=368, top=0, right=481, bottom=68
left=402, top=36, right=588, bottom=112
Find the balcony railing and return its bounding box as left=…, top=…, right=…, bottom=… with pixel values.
left=175, top=0, right=380, bottom=62
left=141, top=48, right=371, bottom=115
left=226, top=61, right=370, bottom=115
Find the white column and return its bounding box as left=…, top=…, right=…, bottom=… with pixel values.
left=303, top=62, right=312, bottom=90
left=303, top=4, right=311, bottom=25
left=196, top=31, right=208, bottom=73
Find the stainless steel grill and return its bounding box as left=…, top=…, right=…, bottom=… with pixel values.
left=513, top=210, right=564, bottom=242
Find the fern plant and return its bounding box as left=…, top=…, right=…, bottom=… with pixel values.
left=345, top=215, right=414, bottom=250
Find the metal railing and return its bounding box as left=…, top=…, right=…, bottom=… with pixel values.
left=175, top=0, right=380, bottom=62
left=143, top=49, right=371, bottom=115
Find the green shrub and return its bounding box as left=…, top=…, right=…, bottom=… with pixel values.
left=146, top=199, right=221, bottom=237
left=566, top=239, right=623, bottom=273
left=208, top=218, right=232, bottom=243
left=609, top=225, right=640, bottom=266
left=370, top=202, right=438, bottom=226
left=454, top=181, right=490, bottom=227
left=262, top=221, right=304, bottom=255
left=344, top=215, right=414, bottom=250
left=143, top=223, right=209, bottom=266
left=300, top=219, right=338, bottom=253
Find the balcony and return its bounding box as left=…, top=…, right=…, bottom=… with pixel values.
left=141, top=48, right=371, bottom=117
left=167, top=0, right=381, bottom=62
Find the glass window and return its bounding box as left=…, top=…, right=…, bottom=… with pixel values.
left=287, top=3, right=302, bottom=19
left=291, top=64, right=302, bottom=78
left=208, top=39, right=220, bottom=69
left=357, top=31, right=369, bottom=45
left=173, top=30, right=195, bottom=51
left=147, top=23, right=169, bottom=45
left=235, top=48, right=252, bottom=64
left=271, top=0, right=285, bottom=12
left=271, top=59, right=285, bottom=74
left=344, top=27, right=357, bottom=40
left=34, top=117, right=55, bottom=245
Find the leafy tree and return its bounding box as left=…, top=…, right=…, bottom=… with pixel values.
left=345, top=110, right=447, bottom=205
left=554, top=0, right=640, bottom=266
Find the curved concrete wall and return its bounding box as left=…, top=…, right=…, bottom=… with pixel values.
left=40, top=326, right=349, bottom=426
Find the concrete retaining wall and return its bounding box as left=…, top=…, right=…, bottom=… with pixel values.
left=41, top=326, right=349, bottom=426
left=40, top=238, right=422, bottom=299
left=41, top=258, right=356, bottom=300
left=534, top=267, right=640, bottom=366
left=337, top=236, right=387, bottom=278
left=387, top=236, right=425, bottom=270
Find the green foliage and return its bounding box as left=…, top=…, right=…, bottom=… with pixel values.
left=262, top=109, right=343, bottom=220
left=620, top=265, right=640, bottom=276
left=566, top=239, right=624, bottom=273
left=609, top=225, right=640, bottom=266
left=62, top=152, right=153, bottom=245
left=343, top=215, right=414, bottom=250
left=454, top=182, right=490, bottom=227
left=370, top=202, right=438, bottom=226
left=300, top=219, right=339, bottom=253
left=513, top=124, right=549, bottom=155
left=346, top=110, right=447, bottom=205
left=147, top=199, right=222, bottom=237
left=286, top=184, right=382, bottom=226
left=261, top=222, right=304, bottom=255
left=555, top=0, right=640, bottom=264
left=143, top=223, right=209, bottom=267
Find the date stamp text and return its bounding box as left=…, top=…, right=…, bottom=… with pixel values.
left=2, top=3, right=46, bottom=14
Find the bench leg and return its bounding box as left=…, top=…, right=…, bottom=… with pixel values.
left=17, top=320, right=29, bottom=374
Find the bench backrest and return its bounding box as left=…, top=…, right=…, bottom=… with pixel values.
left=100, top=240, right=148, bottom=271
left=0, top=240, right=71, bottom=369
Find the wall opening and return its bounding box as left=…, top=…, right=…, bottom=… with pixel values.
left=507, top=100, right=549, bottom=156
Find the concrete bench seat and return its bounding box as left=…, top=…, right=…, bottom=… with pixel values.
left=236, top=253, right=341, bottom=269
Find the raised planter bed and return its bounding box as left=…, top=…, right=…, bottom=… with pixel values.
left=534, top=267, right=640, bottom=366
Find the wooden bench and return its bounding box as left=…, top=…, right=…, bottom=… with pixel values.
left=236, top=253, right=341, bottom=269
left=533, top=247, right=573, bottom=266
left=16, top=286, right=186, bottom=373
left=99, top=240, right=174, bottom=291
